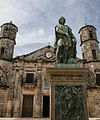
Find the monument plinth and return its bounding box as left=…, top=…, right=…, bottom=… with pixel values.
left=47, top=67, right=89, bottom=120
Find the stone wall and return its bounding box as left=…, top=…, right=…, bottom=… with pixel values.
left=0, top=88, right=8, bottom=117
left=87, top=87, right=100, bottom=117
left=0, top=38, right=15, bottom=59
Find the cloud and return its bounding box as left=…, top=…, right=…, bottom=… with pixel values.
left=0, top=0, right=100, bottom=58
left=35, top=28, right=45, bottom=38
left=14, top=42, right=47, bottom=57
left=16, top=28, right=50, bottom=46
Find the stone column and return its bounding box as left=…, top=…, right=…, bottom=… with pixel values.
left=6, top=63, right=15, bottom=117
left=6, top=81, right=14, bottom=117
left=13, top=70, right=22, bottom=117
left=34, top=71, right=42, bottom=118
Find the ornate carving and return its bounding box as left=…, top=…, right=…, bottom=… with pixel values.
left=55, top=85, right=85, bottom=120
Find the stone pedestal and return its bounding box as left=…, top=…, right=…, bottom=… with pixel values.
left=46, top=67, right=89, bottom=120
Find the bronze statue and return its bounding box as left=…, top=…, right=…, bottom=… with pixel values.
left=54, top=16, right=77, bottom=64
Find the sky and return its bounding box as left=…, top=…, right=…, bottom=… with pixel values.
left=0, top=0, right=100, bottom=58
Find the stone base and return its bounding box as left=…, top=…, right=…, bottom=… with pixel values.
left=46, top=67, right=89, bottom=120
left=0, top=118, right=99, bottom=120
left=54, top=63, right=80, bottom=68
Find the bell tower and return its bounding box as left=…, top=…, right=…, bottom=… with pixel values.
left=79, top=24, right=99, bottom=62
left=0, top=21, right=18, bottom=60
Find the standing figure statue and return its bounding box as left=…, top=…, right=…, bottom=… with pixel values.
left=54, top=16, right=77, bottom=64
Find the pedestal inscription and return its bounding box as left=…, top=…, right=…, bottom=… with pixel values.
left=55, top=85, right=85, bottom=120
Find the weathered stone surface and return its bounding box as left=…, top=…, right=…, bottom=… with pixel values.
left=6, top=101, right=13, bottom=117
left=0, top=88, right=7, bottom=117
left=0, top=22, right=18, bottom=60
left=13, top=70, right=22, bottom=117
left=87, top=88, right=100, bottom=117
left=34, top=71, right=42, bottom=118
left=79, top=25, right=100, bottom=62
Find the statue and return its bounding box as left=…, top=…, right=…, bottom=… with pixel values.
left=54, top=16, right=77, bottom=64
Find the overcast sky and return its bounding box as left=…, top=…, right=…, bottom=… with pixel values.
left=0, top=0, right=100, bottom=58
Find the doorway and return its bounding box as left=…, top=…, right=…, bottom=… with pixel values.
left=43, top=96, right=50, bottom=117
left=22, top=95, right=33, bottom=117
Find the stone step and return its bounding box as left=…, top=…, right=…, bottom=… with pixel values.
left=0, top=118, right=100, bottom=120
left=0, top=118, right=50, bottom=120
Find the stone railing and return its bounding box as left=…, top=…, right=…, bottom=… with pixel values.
left=22, top=82, right=37, bottom=89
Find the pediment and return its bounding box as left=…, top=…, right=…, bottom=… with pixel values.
left=15, top=45, right=55, bottom=62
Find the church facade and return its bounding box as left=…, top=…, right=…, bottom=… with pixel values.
left=0, top=22, right=100, bottom=118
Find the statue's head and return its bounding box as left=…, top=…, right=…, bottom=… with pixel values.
left=58, top=16, right=66, bottom=25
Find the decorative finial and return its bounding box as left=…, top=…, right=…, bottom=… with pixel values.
left=47, top=42, right=51, bottom=48
left=10, top=21, right=12, bottom=24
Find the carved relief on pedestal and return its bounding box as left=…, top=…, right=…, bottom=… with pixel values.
left=55, top=85, right=85, bottom=120
left=47, top=67, right=89, bottom=120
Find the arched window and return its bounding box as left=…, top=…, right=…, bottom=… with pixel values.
left=80, top=34, right=82, bottom=43
left=96, top=74, right=100, bottom=86
left=89, top=30, right=93, bottom=39
left=92, top=50, right=96, bottom=59
left=1, top=47, right=5, bottom=56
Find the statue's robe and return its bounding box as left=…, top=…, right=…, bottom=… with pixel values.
left=54, top=24, right=77, bottom=63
